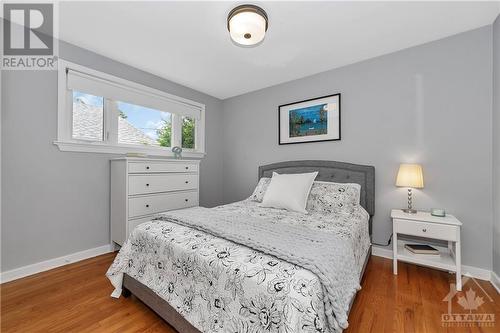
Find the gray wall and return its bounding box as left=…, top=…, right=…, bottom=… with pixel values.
left=222, top=27, right=493, bottom=270
left=2, top=24, right=497, bottom=274
left=493, top=15, right=500, bottom=276
left=1, top=41, right=224, bottom=272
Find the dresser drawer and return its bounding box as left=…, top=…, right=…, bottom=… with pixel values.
left=128, top=191, right=198, bottom=218
left=128, top=162, right=198, bottom=174
left=127, top=216, right=152, bottom=235
left=394, top=219, right=458, bottom=241
left=129, top=174, right=198, bottom=195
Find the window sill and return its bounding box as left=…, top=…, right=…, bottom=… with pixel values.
left=54, top=141, right=206, bottom=158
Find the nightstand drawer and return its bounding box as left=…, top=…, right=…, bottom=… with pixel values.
left=394, top=219, right=458, bottom=241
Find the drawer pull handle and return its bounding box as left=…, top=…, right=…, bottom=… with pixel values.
left=146, top=166, right=150, bottom=170
left=185, top=181, right=189, bottom=184
left=146, top=183, right=150, bottom=187
left=146, top=204, right=150, bottom=208
left=185, top=199, right=188, bottom=202
left=185, top=166, right=189, bottom=170
left=422, top=228, right=427, bottom=232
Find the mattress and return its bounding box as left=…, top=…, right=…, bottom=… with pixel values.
left=107, top=199, right=371, bottom=333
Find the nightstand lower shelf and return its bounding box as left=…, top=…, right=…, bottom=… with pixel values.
left=396, top=240, right=456, bottom=272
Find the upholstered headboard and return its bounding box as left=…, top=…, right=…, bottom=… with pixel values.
left=258, top=160, right=375, bottom=234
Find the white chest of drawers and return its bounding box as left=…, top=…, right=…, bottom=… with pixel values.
left=111, top=158, right=200, bottom=246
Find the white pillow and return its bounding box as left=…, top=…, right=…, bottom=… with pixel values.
left=260, top=171, right=318, bottom=213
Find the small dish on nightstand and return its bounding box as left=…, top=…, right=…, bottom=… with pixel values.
left=430, top=208, right=446, bottom=217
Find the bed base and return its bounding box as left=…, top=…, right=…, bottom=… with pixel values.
left=122, top=273, right=200, bottom=333
left=122, top=246, right=372, bottom=333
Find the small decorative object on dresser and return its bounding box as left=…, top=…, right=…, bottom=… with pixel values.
left=395, top=163, right=424, bottom=213
left=171, top=146, right=183, bottom=159
left=278, top=93, right=341, bottom=145
left=391, top=209, right=463, bottom=290
left=110, top=158, right=200, bottom=246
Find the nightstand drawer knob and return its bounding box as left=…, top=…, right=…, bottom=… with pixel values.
left=422, top=228, right=427, bottom=232
left=146, top=204, right=150, bottom=208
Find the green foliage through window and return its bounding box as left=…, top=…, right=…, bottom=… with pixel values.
left=182, top=117, right=195, bottom=149
left=118, top=109, right=127, bottom=119
left=151, top=116, right=195, bottom=149
left=156, top=120, right=172, bottom=147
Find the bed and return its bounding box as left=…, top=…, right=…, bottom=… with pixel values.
left=107, top=160, right=375, bottom=333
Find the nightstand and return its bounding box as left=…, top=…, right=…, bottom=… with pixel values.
left=391, top=209, right=463, bottom=290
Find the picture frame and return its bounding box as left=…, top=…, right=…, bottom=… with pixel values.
left=278, top=93, right=341, bottom=145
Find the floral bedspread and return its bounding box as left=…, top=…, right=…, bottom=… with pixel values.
left=107, top=200, right=370, bottom=333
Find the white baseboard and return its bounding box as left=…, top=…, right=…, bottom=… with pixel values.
left=0, top=244, right=114, bottom=284
left=371, top=244, right=393, bottom=259
left=1, top=243, right=497, bottom=292
left=371, top=245, right=492, bottom=282
left=491, top=271, right=500, bottom=294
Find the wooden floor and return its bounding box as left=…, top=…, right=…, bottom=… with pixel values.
left=1, top=253, right=499, bottom=333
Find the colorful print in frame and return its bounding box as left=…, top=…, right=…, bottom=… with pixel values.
left=279, top=93, right=340, bottom=145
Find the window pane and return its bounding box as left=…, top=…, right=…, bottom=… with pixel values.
left=72, top=91, right=104, bottom=141
left=117, top=101, right=171, bottom=147
left=182, top=116, right=195, bottom=149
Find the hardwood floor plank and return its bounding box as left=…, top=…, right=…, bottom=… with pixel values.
left=1, top=253, right=499, bottom=332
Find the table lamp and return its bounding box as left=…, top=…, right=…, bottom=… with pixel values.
left=396, top=164, right=424, bottom=214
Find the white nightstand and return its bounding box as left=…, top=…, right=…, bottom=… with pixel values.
left=391, top=209, right=463, bottom=290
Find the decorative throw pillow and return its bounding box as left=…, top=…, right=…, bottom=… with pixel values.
left=250, top=177, right=271, bottom=202
left=306, top=181, right=361, bottom=214
left=260, top=172, right=318, bottom=213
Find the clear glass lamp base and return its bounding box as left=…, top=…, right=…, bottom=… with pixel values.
left=401, top=208, right=418, bottom=214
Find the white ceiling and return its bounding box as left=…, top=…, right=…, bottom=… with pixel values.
left=59, top=1, right=500, bottom=99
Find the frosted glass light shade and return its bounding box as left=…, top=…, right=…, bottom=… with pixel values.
left=396, top=164, right=424, bottom=188
left=228, top=5, right=268, bottom=47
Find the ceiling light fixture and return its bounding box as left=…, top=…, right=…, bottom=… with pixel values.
left=227, top=4, right=268, bottom=47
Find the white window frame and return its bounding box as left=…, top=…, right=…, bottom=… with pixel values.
left=55, top=59, right=206, bottom=158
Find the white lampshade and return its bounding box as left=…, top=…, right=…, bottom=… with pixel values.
left=228, top=5, right=268, bottom=47
left=396, top=164, right=424, bottom=188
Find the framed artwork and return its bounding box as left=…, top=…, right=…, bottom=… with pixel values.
left=278, top=93, right=341, bottom=145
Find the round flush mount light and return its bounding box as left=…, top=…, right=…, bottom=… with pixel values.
left=227, top=4, right=268, bottom=47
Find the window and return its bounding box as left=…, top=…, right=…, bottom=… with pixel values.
left=116, top=101, right=172, bottom=147
left=72, top=91, right=104, bottom=141
left=56, top=60, right=205, bottom=157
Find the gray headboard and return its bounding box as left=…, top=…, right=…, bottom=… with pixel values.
left=259, top=160, right=375, bottom=234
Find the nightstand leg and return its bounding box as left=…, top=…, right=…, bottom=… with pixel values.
left=393, top=232, right=398, bottom=275
left=456, top=238, right=462, bottom=291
